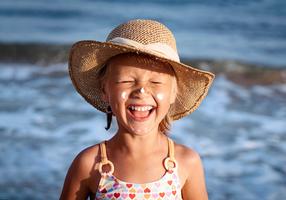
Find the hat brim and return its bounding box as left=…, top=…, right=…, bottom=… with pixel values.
left=69, top=40, right=215, bottom=120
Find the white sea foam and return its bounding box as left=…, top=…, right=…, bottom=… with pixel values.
left=0, top=65, right=285, bottom=200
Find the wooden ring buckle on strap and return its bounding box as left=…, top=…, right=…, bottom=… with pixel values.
left=98, top=160, right=114, bottom=175
left=164, top=157, right=178, bottom=171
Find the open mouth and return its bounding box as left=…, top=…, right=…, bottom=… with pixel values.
left=127, top=105, right=156, bottom=120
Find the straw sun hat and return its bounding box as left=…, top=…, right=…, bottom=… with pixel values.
left=69, top=19, right=215, bottom=120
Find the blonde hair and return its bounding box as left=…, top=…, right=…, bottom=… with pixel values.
left=96, top=53, right=177, bottom=134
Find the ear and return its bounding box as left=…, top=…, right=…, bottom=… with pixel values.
left=100, top=85, right=109, bottom=103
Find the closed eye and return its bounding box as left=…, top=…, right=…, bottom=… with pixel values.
left=116, top=80, right=134, bottom=84
left=151, top=81, right=163, bottom=84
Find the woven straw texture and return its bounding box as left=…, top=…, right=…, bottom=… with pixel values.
left=106, top=19, right=177, bottom=52
left=69, top=19, right=215, bottom=120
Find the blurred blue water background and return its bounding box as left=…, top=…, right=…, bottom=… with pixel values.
left=0, top=0, right=286, bottom=66
left=0, top=0, right=286, bottom=200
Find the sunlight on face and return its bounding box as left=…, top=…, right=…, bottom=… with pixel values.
left=103, top=53, right=177, bottom=136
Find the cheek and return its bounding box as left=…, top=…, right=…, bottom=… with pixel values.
left=156, top=93, right=164, bottom=101
left=109, top=91, right=128, bottom=115
left=154, top=86, right=174, bottom=105
left=108, top=89, right=127, bottom=106
left=121, top=91, right=127, bottom=100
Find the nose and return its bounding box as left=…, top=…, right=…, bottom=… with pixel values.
left=139, top=87, right=145, bottom=94
left=130, top=82, right=150, bottom=98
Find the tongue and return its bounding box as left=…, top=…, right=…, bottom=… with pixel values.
left=130, top=110, right=150, bottom=118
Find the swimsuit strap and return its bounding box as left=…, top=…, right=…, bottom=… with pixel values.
left=164, top=137, right=178, bottom=171
left=98, top=141, right=114, bottom=175
left=100, top=141, right=108, bottom=163
left=168, top=137, right=175, bottom=159
left=98, top=138, right=177, bottom=175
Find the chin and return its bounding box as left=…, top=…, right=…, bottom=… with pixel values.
left=118, top=123, right=159, bottom=136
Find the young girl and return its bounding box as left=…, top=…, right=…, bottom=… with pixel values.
left=60, top=19, right=215, bottom=200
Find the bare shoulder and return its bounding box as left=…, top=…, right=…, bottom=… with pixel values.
left=174, top=142, right=200, bottom=159
left=74, top=143, right=101, bottom=170
left=59, top=143, right=101, bottom=199
left=174, top=142, right=202, bottom=174
left=65, top=143, right=101, bottom=179
left=173, top=142, right=208, bottom=200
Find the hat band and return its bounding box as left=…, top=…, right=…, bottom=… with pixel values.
left=108, top=37, right=180, bottom=62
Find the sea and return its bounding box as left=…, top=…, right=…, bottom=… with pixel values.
left=0, top=0, right=285, bottom=200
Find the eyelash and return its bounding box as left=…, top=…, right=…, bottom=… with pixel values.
left=116, top=80, right=163, bottom=84
left=151, top=81, right=163, bottom=84
left=117, top=80, right=134, bottom=83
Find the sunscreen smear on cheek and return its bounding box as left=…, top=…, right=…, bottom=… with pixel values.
left=121, top=91, right=127, bottom=100
left=156, top=93, right=164, bottom=101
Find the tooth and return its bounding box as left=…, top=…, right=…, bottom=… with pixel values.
left=129, top=105, right=154, bottom=111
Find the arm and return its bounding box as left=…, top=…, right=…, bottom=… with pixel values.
left=181, top=151, right=208, bottom=200
left=59, top=151, right=92, bottom=200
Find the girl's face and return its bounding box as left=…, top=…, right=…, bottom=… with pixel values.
left=102, top=54, right=177, bottom=136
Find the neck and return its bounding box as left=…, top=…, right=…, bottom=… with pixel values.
left=108, top=129, right=167, bottom=158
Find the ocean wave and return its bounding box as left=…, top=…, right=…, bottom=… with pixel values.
left=1, top=0, right=285, bottom=67
left=1, top=0, right=286, bottom=198
left=0, top=63, right=285, bottom=199
left=1, top=42, right=285, bottom=86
